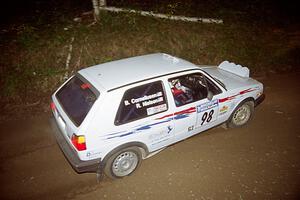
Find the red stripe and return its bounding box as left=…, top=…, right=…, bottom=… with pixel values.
left=219, top=97, right=229, bottom=103
left=239, top=88, right=255, bottom=95
left=219, top=88, right=256, bottom=103
left=157, top=107, right=196, bottom=120
left=156, top=113, right=173, bottom=120
left=174, top=107, right=196, bottom=115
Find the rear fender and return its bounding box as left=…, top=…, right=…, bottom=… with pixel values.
left=102, top=142, right=149, bottom=166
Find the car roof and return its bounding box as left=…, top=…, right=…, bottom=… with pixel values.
left=78, top=53, right=199, bottom=91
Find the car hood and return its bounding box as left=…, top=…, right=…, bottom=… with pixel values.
left=200, top=66, right=261, bottom=90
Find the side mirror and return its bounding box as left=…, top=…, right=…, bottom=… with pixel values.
left=207, top=91, right=213, bottom=101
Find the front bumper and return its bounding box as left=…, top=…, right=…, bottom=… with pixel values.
left=50, top=117, right=101, bottom=173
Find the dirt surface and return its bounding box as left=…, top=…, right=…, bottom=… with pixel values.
left=0, top=72, right=299, bottom=200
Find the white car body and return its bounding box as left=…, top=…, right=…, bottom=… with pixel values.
left=50, top=53, right=264, bottom=177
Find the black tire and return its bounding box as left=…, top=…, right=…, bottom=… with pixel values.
left=104, top=147, right=142, bottom=179
left=227, top=101, right=254, bottom=128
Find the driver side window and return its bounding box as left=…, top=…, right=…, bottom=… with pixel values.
left=168, top=73, right=208, bottom=107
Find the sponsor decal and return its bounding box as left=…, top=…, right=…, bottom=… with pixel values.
left=86, top=151, right=102, bottom=158
left=188, top=126, right=194, bottom=132
left=147, top=104, right=167, bottom=115
left=167, top=125, right=173, bottom=133
left=197, top=99, right=218, bottom=113
left=219, top=105, right=228, bottom=115
left=104, top=119, right=172, bottom=140
left=105, top=107, right=196, bottom=140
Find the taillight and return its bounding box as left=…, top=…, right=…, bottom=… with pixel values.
left=71, top=134, right=86, bottom=151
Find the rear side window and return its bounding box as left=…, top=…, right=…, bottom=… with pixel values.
left=115, top=81, right=168, bottom=125
left=56, top=75, right=98, bottom=126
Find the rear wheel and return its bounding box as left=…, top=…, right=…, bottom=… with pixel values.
left=104, top=147, right=142, bottom=179
left=228, top=101, right=254, bottom=128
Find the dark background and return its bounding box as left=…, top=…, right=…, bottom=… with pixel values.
left=1, top=0, right=298, bottom=25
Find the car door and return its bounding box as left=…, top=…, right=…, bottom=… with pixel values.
left=114, top=80, right=174, bottom=152
left=194, top=74, right=225, bottom=131
left=166, top=72, right=224, bottom=141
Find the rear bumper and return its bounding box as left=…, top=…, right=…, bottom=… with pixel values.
left=50, top=117, right=101, bottom=173
left=255, top=93, right=265, bottom=107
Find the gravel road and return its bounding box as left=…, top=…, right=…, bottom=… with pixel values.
left=0, top=72, right=299, bottom=200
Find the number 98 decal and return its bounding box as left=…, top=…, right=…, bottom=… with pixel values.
left=197, top=108, right=218, bottom=126
left=201, top=110, right=214, bottom=125
left=196, top=100, right=219, bottom=126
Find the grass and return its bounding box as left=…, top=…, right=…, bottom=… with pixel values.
left=0, top=1, right=299, bottom=120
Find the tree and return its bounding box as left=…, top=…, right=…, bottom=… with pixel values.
left=92, top=0, right=106, bottom=21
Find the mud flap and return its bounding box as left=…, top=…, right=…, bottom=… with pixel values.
left=96, top=162, right=105, bottom=182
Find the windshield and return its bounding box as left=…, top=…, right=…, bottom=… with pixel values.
left=211, top=76, right=226, bottom=90
left=56, top=75, right=98, bottom=126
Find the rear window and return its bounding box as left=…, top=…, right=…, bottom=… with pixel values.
left=56, top=75, right=98, bottom=126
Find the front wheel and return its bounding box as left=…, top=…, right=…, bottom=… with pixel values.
left=227, top=101, right=254, bottom=128
left=104, top=147, right=142, bottom=179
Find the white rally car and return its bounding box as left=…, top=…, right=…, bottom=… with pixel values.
left=50, top=53, right=264, bottom=179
